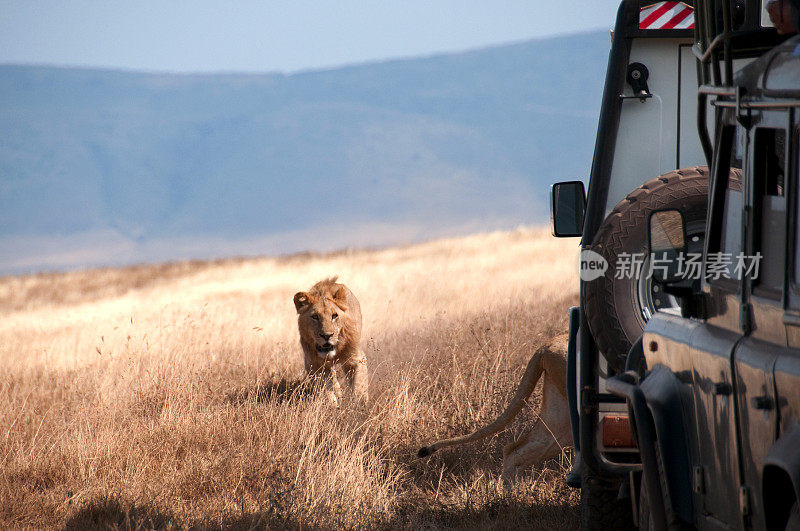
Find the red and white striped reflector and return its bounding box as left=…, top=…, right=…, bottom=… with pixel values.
left=639, top=1, right=695, bottom=30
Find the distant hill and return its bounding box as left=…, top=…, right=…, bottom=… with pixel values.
left=0, top=30, right=608, bottom=273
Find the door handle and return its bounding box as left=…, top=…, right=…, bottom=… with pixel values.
left=713, top=382, right=733, bottom=396
left=750, top=395, right=774, bottom=410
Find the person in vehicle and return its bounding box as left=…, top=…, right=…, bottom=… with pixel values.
left=766, top=0, right=799, bottom=34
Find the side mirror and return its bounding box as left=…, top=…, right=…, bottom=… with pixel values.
left=551, top=181, right=586, bottom=237
left=648, top=209, right=687, bottom=283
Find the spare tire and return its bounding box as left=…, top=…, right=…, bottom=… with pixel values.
left=583, top=167, right=736, bottom=371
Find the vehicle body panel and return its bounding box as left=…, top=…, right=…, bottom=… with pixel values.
left=645, top=312, right=743, bottom=526
left=606, top=37, right=705, bottom=215
left=735, top=338, right=780, bottom=530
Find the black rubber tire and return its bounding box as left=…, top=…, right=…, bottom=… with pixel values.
left=583, top=167, right=713, bottom=371
left=580, top=470, right=635, bottom=531
left=786, top=502, right=800, bottom=530
left=638, top=476, right=654, bottom=531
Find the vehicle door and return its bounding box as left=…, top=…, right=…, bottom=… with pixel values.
left=733, top=122, right=787, bottom=531
left=781, top=117, right=800, bottom=479
left=689, top=123, right=746, bottom=527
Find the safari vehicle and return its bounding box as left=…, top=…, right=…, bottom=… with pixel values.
left=552, top=0, right=799, bottom=529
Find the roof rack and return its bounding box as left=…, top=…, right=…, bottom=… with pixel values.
left=692, top=0, right=790, bottom=162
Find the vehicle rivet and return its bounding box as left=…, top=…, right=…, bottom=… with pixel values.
left=649, top=341, right=658, bottom=352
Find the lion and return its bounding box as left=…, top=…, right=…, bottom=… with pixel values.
left=294, top=277, right=367, bottom=404
left=418, top=333, right=572, bottom=483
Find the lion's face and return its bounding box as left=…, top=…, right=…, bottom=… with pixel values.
left=294, top=289, right=347, bottom=361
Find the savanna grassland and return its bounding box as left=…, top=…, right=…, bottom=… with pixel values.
left=0, top=227, right=580, bottom=529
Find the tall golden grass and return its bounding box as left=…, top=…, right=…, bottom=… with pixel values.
left=0, top=227, right=580, bottom=529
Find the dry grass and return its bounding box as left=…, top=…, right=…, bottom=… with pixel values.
left=0, top=227, right=580, bottom=529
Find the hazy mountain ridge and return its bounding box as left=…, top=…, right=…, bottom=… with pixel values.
left=0, top=31, right=608, bottom=273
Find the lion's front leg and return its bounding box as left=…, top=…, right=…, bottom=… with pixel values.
left=343, top=352, right=368, bottom=402
left=306, top=360, right=341, bottom=405
left=323, top=368, right=342, bottom=404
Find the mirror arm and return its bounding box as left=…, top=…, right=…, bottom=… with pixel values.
left=658, top=280, right=711, bottom=319
left=681, top=293, right=711, bottom=320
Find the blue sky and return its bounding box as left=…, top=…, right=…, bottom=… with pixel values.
left=0, top=1, right=619, bottom=73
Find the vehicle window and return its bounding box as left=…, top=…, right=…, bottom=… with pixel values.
left=753, top=128, right=787, bottom=296
left=709, top=126, right=744, bottom=284
left=794, top=127, right=800, bottom=286
left=718, top=188, right=744, bottom=281
left=732, top=123, right=745, bottom=170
